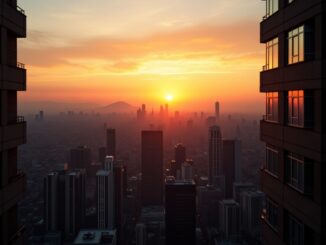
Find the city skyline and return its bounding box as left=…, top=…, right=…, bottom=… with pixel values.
left=18, top=0, right=265, bottom=113
left=1, top=0, right=324, bottom=244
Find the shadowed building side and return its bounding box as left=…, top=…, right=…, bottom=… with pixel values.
left=0, top=0, right=27, bottom=243
left=141, top=131, right=163, bottom=206
left=260, top=0, right=325, bottom=244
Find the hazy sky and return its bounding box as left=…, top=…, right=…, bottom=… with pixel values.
left=18, top=0, right=265, bottom=113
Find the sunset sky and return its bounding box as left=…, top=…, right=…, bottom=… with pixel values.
left=18, top=0, right=265, bottom=114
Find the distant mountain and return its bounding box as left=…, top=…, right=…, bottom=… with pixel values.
left=99, top=101, right=137, bottom=113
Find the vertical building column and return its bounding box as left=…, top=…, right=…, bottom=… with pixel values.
left=0, top=150, right=8, bottom=186
left=278, top=32, right=286, bottom=68
left=279, top=91, right=286, bottom=126
left=0, top=27, right=7, bottom=64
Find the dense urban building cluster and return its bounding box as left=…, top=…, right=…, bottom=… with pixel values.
left=1, top=0, right=324, bottom=244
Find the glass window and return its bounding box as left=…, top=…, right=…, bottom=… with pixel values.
left=288, top=90, right=304, bottom=127
left=265, top=0, right=279, bottom=19
left=288, top=25, right=309, bottom=65
left=286, top=152, right=313, bottom=194
left=264, top=37, right=279, bottom=70
left=287, top=214, right=304, bottom=245
left=265, top=145, right=278, bottom=176
left=266, top=92, right=278, bottom=122
left=262, top=198, right=278, bottom=230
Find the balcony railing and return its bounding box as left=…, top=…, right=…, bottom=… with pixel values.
left=262, top=115, right=278, bottom=123
left=7, top=0, right=25, bottom=15
left=17, top=62, right=25, bottom=69
left=16, top=5, right=25, bottom=14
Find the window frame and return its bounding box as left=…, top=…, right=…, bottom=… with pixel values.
left=265, top=92, right=279, bottom=122
left=286, top=214, right=305, bottom=245
left=287, top=90, right=304, bottom=127
left=263, top=198, right=278, bottom=231
left=264, top=37, right=279, bottom=71
left=265, top=145, right=279, bottom=177
left=265, top=0, right=279, bottom=19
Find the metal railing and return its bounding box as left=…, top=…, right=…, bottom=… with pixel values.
left=16, top=5, right=25, bottom=14
left=7, top=1, right=25, bottom=15
left=17, top=62, right=25, bottom=69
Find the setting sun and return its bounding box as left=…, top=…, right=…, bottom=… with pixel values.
left=165, top=94, right=174, bottom=102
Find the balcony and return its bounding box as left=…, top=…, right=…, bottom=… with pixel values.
left=0, top=63, right=27, bottom=91
left=0, top=117, right=26, bottom=151
left=0, top=1, right=26, bottom=37
left=261, top=120, right=322, bottom=160
left=260, top=168, right=283, bottom=204
left=0, top=171, right=26, bottom=215
left=260, top=0, right=324, bottom=42
left=283, top=185, right=321, bottom=232
left=260, top=60, right=325, bottom=92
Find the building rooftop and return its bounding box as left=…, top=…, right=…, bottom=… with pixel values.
left=165, top=178, right=195, bottom=185
left=74, top=229, right=116, bottom=245
left=96, top=170, right=110, bottom=176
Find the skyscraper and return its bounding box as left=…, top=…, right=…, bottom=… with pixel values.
left=70, top=146, right=91, bottom=170
left=172, top=143, right=186, bottom=178
left=98, top=146, right=107, bottom=165
left=106, top=128, right=116, bottom=158
left=141, top=130, right=163, bottom=206
left=222, top=139, right=241, bottom=198
left=165, top=179, right=196, bottom=245
left=208, top=125, right=222, bottom=186
left=240, top=191, right=265, bottom=241
left=97, top=156, right=115, bottom=229
left=44, top=170, right=66, bottom=233
left=260, top=1, right=325, bottom=244
left=215, top=101, right=220, bottom=122
left=64, top=169, right=86, bottom=239
left=0, top=0, right=27, bottom=243
left=219, top=199, right=240, bottom=241
left=114, top=160, right=125, bottom=245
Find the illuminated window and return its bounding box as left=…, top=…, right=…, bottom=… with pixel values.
left=265, top=145, right=278, bottom=176
left=288, top=90, right=304, bottom=126
left=264, top=37, right=279, bottom=70
left=287, top=90, right=313, bottom=127
left=266, top=92, right=278, bottom=122
left=285, top=152, right=313, bottom=194
left=288, top=25, right=314, bottom=65
left=265, top=0, right=279, bottom=19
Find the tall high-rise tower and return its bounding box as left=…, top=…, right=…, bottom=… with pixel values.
left=70, top=145, right=91, bottom=170
left=0, top=0, right=27, bottom=243
left=141, top=131, right=163, bottom=206
left=222, top=139, right=242, bottom=198
left=165, top=179, right=196, bottom=245
left=97, top=156, right=115, bottom=229
left=260, top=0, right=325, bottom=244
left=44, top=170, right=66, bottom=233
left=64, top=169, right=86, bottom=239
left=215, top=101, right=220, bottom=122
left=208, top=126, right=222, bottom=186
left=172, top=143, right=186, bottom=179
left=106, top=128, right=116, bottom=158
